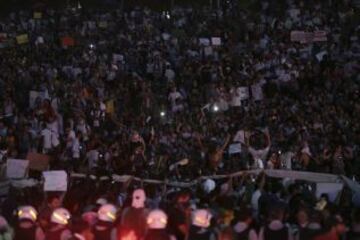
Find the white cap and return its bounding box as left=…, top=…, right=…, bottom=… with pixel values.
left=98, top=204, right=117, bottom=222
left=132, top=189, right=146, bottom=209
left=192, top=209, right=212, bottom=228
left=147, top=209, right=168, bottom=229
left=202, top=179, right=216, bottom=193
left=51, top=208, right=71, bottom=225
left=18, top=206, right=38, bottom=222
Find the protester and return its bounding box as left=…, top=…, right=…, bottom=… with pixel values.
left=14, top=206, right=45, bottom=240
left=45, top=208, right=72, bottom=240
left=0, top=0, right=359, bottom=239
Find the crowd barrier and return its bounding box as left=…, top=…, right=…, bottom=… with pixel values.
left=1, top=169, right=357, bottom=189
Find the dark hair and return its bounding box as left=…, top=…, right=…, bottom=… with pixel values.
left=71, top=217, right=90, bottom=234
left=237, top=207, right=252, bottom=222
left=309, top=210, right=323, bottom=224
left=352, top=208, right=360, bottom=224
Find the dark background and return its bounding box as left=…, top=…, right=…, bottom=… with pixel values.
left=0, top=0, right=212, bottom=15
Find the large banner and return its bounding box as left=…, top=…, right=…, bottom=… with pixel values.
left=291, top=30, right=327, bottom=43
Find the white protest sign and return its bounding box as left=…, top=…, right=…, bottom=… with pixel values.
left=113, top=54, right=124, bottom=62
left=35, top=36, right=44, bottom=45
left=43, top=171, right=68, bottom=192
left=316, top=182, right=343, bottom=202
left=199, top=38, right=210, bottom=46
left=228, top=143, right=242, bottom=154
left=211, top=37, right=221, bottom=46
left=6, top=159, right=29, bottom=179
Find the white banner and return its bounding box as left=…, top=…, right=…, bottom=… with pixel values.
left=316, top=182, right=343, bottom=202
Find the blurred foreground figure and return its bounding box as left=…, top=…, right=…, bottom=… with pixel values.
left=93, top=204, right=117, bottom=240
left=120, top=189, right=148, bottom=240
left=45, top=208, right=72, bottom=240
left=14, top=206, right=45, bottom=240
left=144, top=209, right=176, bottom=240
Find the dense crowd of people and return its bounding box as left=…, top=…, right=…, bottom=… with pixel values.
left=0, top=0, right=359, bottom=239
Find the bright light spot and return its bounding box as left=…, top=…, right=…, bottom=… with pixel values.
left=213, top=105, right=219, bottom=112
left=160, top=111, right=166, bottom=117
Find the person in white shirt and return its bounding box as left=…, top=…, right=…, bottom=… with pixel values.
left=72, top=135, right=81, bottom=160
left=168, top=87, right=182, bottom=107
left=248, top=129, right=271, bottom=169
left=76, top=118, right=90, bottom=142
left=165, top=64, right=175, bottom=82
left=40, top=123, right=60, bottom=154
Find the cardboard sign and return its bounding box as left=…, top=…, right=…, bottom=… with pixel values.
left=105, top=99, right=115, bottom=114
left=211, top=37, right=221, bottom=46
left=6, top=159, right=29, bottom=179
left=26, top=153, right=50, bottom=171
left=16, top=34, right=29, bottom=44
left=43, top=171, right=67, bottom=191
left=33, top=12, right=42, bottom=19
left=61, top=36, right=75, bottom=47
